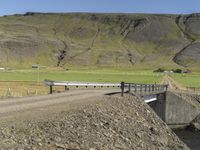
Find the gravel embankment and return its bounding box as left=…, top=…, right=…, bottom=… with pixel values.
left=0, top=94, right=188, bottom=149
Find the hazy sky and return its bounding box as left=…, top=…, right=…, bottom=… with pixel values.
left=0, top=0, right=199, bottom=16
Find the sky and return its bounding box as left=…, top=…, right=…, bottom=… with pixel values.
left=0, top=0, right=199, bottom=16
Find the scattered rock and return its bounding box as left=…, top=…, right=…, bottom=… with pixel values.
left=55, top=143, right=65, bottom=149
left=0, top=95, right=188, bottom=149
left=54, top=136, right=62, bottom=143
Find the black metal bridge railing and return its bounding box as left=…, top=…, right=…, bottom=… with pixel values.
left=120, top=82, right=168, bottom=97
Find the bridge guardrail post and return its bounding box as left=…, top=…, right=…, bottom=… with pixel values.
left=140, top=84, right=142, bottom=92
left=134, top=84, right=137, bottom=92
left=65, top=86, right=69, bottom=91
left=128, top=84, right=131, bottom=93
left=145, top=85, right=147, bottom=92
left=121, top=81, right=125, bottom=97
left=166, top=85, right=168, bottom=91
left=50, top=85, right=53, bottom=94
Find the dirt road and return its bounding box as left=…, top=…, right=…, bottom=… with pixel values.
left=163, top=74, right=182, bottom=90
left=0, top=89, right=119, bottom=121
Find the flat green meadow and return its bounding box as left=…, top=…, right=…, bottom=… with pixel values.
left=0, top=69, right=163, bottom=97
left=171, top=72, right=200, bottom=88
left=0, top=69, right=162, bottom=84
left=1, top=68, right=200, bottom=97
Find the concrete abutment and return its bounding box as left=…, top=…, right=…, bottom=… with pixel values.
left=148, top=91, right=200, bottom=126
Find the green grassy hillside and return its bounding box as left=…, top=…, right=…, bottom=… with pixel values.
left=0, top=13, right=200, bottom=69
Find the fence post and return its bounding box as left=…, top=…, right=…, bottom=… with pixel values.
left=121, top=81, right=125, bottom=97
left=27, top=89, right=30, bottom=96
left=6, top=88, right=12, bottom=97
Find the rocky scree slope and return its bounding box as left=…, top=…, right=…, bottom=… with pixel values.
left=0, top=13, right=200, bottom=69
left=0, top=95, right=188, bottom=149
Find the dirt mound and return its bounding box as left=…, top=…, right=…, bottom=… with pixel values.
left=0, top=95, right=188, bottom=149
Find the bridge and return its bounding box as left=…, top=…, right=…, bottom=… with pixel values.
left=44, top=80, right=168, bottom=104
left=44, top=79, right=200, bottom=126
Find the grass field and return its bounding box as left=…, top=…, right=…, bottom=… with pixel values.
left=171, top=73, right=200, bottom=88
left=0, top=69, right=163, bottom=83
left=1, top=68, right=200, bottom=98
left=0, top=69, right=163, bottom=97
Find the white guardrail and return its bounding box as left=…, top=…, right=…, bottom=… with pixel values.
left=44, top=80, right=168, bottom=96
left=44, top=79, right=121, bottom=94
left=44, top=79, right=120, bottom=87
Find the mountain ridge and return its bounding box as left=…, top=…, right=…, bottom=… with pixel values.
left=0, top=12, right=200, bottom=69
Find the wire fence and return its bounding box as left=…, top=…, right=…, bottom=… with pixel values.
left=0, top=81, right=49, bottom=98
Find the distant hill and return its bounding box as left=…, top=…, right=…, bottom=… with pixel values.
left=0, top=12, right=200, bottom=69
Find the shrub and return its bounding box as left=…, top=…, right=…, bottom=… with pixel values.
left=153, top=68, right=165, bottom=73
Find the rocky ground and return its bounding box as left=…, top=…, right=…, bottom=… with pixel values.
left=0, top=94, right=188, bottom=150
